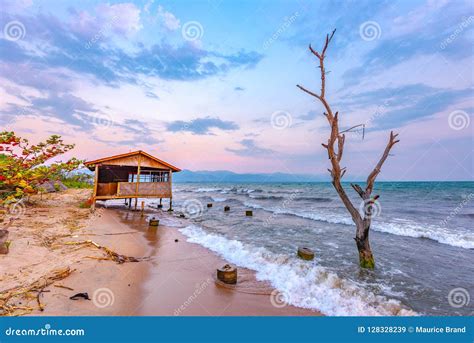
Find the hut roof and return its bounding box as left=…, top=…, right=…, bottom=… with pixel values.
left=84, top=150, right=181, bottom=172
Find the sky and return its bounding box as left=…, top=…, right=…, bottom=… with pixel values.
left=0, top=0, right=473, bottom=181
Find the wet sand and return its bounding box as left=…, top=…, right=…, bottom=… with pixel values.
left=1, top=190, right=320, bottom=316
left=111, top=205, right=320, bottom=316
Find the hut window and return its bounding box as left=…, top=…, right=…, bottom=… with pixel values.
left=128, top=171, right=169, bottom=182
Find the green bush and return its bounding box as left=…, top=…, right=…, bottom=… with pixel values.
left=62, top=173, right=93, bottom=189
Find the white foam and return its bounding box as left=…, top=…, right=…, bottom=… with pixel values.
left=195, top=188, right=222, bottom=192
left=211, top=197, right=227, bottom=202
left=179, top=224, right=417, bottom=316
left=244, top=202, right=474, bottom=250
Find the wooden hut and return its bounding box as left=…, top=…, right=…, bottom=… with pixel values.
left=84, top=150, right=181, bottom=210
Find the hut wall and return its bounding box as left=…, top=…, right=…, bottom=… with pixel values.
left=117, top=182, right=171, bottom=197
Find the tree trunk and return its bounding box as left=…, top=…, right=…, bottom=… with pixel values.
left=355, top=222, right=374, bottom=269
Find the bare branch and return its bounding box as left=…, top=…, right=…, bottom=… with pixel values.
left=321, top=29, right=336, bottom=57
left=309, top=44, right=321, bottom=59
left=296, top=84, right=320, bottom=99
left=351, top=183, right=366, bottom=199
left=365, top=131, right=400, bottom=195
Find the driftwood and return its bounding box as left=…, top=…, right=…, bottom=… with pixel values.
left=64, top=240, right=146, bottom=264
left=0, top=267, right=73, bottom=316
left=297, top=29, right=399, bottom=268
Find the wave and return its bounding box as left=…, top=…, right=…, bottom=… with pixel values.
left=179, top=225, right=416, bottom=316
left=211, top=197, right=227, bottom=202
left=194, top=187, right=259, bottom=194
left=248, top=194, right=333, bottom=202
left=195, top=187, right=224, bottom=193
left=244, top=202, right=474, bottom=250
left=249, top=194, right=285, bottom=200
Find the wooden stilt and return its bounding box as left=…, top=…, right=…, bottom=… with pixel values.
left=91, top=164, right=99, bottom=211
left=134, top=198, right=138, bottom=211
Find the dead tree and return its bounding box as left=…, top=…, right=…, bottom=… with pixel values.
left=297, top=30, right=399, bottom=269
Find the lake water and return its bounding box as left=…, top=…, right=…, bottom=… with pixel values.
left=140, top=182, right=474, bottom=316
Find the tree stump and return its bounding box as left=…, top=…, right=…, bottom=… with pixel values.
left=207, top=203, right=213, bottom=208
left=297, top=247, right=314, bottom=261
left=0, top=230, right=9, bottom=255
left=149, top=218, right=159, bottom=227
left=224, top=206, right=230, bottom=212
left=217, top=264, right=237, bottom=284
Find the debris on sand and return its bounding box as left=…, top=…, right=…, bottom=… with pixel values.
left=64, top=240, right=147, bottom=264
left=0, top=267, right=73, bottom=316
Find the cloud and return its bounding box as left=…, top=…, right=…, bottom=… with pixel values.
left=341, top=1, right=473, bottom=87
left=226, top=139, right=274, bottom=157
left=372, top=87, right=473, bottom=130
left=166, top=117, right=239, bottom=135
left=298, top=110, right=317, bottom=121
left=234, top=86, right=245, bottom=91
left=157, top=5, right=181, bottom=31
left=70, top=3, right=142, bottom=38
left=116, top=119, right=163, bottom=145
left=0, top=11, right=263, bottom=88
left=1, top=92, right=163, bottom=146
left=145, top=91, right=159, bottom=99
left=333, top=83, right=472, bottom=129
left=2, top=92, right=100, bottom=129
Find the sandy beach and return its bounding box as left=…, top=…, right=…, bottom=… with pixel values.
left=0, top=189, right=319, bottom=316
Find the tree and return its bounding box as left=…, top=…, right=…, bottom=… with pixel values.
left=0, top=131, right=82, bottom=205
left=297, top=30, right=399, bottom=269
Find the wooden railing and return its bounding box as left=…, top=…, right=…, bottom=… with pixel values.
left=117, top=182, right=171, bottom=197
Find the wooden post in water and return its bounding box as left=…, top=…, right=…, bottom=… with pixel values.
left=135, top=153, right=141, bottom=211
left=141, top=201, right=145, bottom=216
left=217, top=264, right=237, bottom=284
left=168, top=169, right=173, bottom=211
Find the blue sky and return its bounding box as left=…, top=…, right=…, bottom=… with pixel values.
left=0, top=0, right=473, bottom=180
